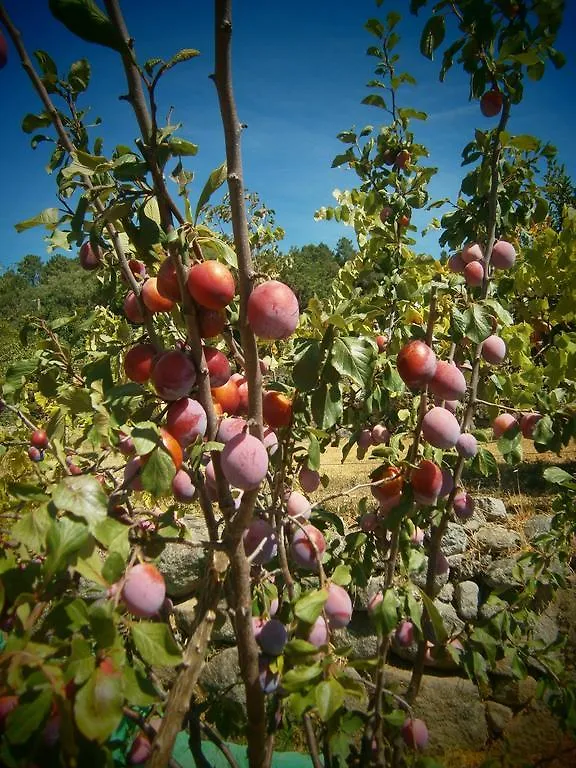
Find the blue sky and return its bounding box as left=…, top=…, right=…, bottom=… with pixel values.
left=0, top=0, right=574, bottom=270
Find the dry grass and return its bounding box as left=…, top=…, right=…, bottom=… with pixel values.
left=307, top=438, right=576, bottom=524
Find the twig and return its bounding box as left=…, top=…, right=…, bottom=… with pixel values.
left=200, top=720, right=241, bottom=768
left=303, top=714, right=323, bottom=768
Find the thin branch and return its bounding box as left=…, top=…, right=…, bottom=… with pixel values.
left=303, top=714, right=323, bottom=768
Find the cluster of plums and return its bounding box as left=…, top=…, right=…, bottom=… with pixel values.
left=27, top=428, right=49, bottom=462
left=448, top=240, right=516, bottom=286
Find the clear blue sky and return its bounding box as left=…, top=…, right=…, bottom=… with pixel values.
left=0, top=0, right=574, bottom=270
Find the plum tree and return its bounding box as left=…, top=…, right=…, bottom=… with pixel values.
left=220, top=432, right=269, bottom=490
left=291, top=525, right=326, bottom=571
left=128, top=733, right=153, bottom=765
left=411, top=459, right=443, bottom=505
left=480, top=88, right=503, bottom=117
left=460, top=243, right=483, bottom=263
left=187, top=260, right=235, bottom=310
left=212, top=380, right=241, bottom=414
left=286, top=490, right=312, bottom=520
left=247, top=280, right=299, bottom=339
left=156, top=256, right=182, bottom=301
left=324, top=583, right=353, bottom=629
left=395, top=620, right=415, bottom=647
left=79, top=241, right=102, bottom=270
left=491, top=239, right=517, bottom=269
left=307, top=616, right=328, bottom=647
left=481, top=334, right=507, bottom=364
left=401, top=717, right=429, bottom=750
left=30, top=429, right=49, bottom=449
left=299, top=466, right=320, bottom=493
left=244, top=518, right=277, bottom=564
left=371, top=465, right=404, bottom=505
left=121, top=563, right=166, bottom=618
left=151, top=350, right=197, bottom=401
left=166, top=397, right=207, bottom=446
left=142, top=277, right=175, bottom=313
left=421, top=407, right=461, bottom=449
left=204, top=346, right=231, bottom=387
left=453, top=490, right=475, bottom=520
left=123, top=291, right=145, bottom=324
left=521, top=412, right=542, bottom=438
left=257, top=619, right=288, bottom=656
left=456, top=432, right=478, bottom=458
left=198, top=307, right=226, bottom=338
left=172, top=469, right=196, bottom=503
left=397, top=340, right=437, bottom=390
left=263, top=391, right=293, bottom=428
left=464, top=260, right=484, bottom=287
left=124, top=343, right=157, bottom=384
left=428, top=360, right=467, bottom=401
left=492, top=412, right=519, bottom=438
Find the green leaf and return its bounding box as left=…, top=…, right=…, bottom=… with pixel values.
left=420, top=15, right=445, bottom=60
left=89, top=601, right=117, bottom=648
left=307, top=433, right=321, bottom=472
left=12, top=507, right=52, bottom=553
left=281, top=663, right=323, bottom=693
left=331, top=337, right=376, bottom=388
left=195, top=162, right=227, bottom=222
left=361, top=94, right=387, bottom=109
left=6, top=689, right=52, bottom=745
left=284, top=639, right=322, bottom=656
left=452, top=305, right=492, bottom=344
left=471, top=448, right=498, bottom=477
left=311, top=383, right=343, bottom=430
left=94, top=518, right=130, bottom=560
left=168, top=137, right=199, bottom=157
left=164, top=48, right=200, bottom=71
left=131, top=622, right=182, bottom=667
left=45, top=517, right=90, bottom=579
left=140, top=447, right=176, bottom=496
left=22, top=112, right=53, bottom=134
left=131, top=421, right=160, bottom=455
left=419, top=589, right=448, bottom=644
left=52, top=475, right=107, bottom=532
left=293, top=339, right=323, bottom=392
left=371, top=589, right=400, bottom=635
left=122, top=665, right=159, bottom=706
left=331, top=564, right=352, bottom=587
left=102, top=552, right=126, bottom=584
left=315, top=679, right=345, bottom=721
left=15, top=207, right=60, bottom=233
left=294, top=589, right=328, bottom=625
left=48, top=0, right=125, bottom=52
left=543, top=466, right=576, bottom=488
left=68, top=58, right=91, bottom=92
left=74, top=665, right=124, bottom=743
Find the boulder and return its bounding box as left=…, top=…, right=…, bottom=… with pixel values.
left=475, top=525, right=521, bottom=554
left=524, top=514, right=553, bottom=541
left=441, top=523, right=468, bottom=556
left=454, top=580, right=479, bottom=621
left=485, top=700, right=514, bottom=735
left=474, top=497, right=508, bottom=522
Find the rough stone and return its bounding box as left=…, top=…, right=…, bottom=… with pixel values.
left=354, top=575, right=388, bottom=611
left=437, top=582, right=454, bottom=603
left=475, top=525, right=521, bottom=554
left=485, top=700, right=514, bottom=735
left=431, top=600, right=465, bottom=639
left=474, top=496, right=508, bottom=522
left=412, top=555, right=449, bottom=595
left=448, top=552, right=492, bottom=583
left=483, top=557, right=523, bottom=590
left=441, top=522, right=468, bottom=556
left=199, top=647, right=244, bottom=705
left=156, top=516, right=209, bottom=598
left=454, top=580, right=480, bottom=621
left=524, top=514, right=553, bottom=541
left=385, top=667, right=489, bottom=751
left=172, top=597, right=198, bottom=637
left=334, top=611, right=379, bottom=658
left=490, top=675, right=538, bottom=708
left=479, top=596, right=508, bottom=621
left=462, top=509, right=487, bottom=534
